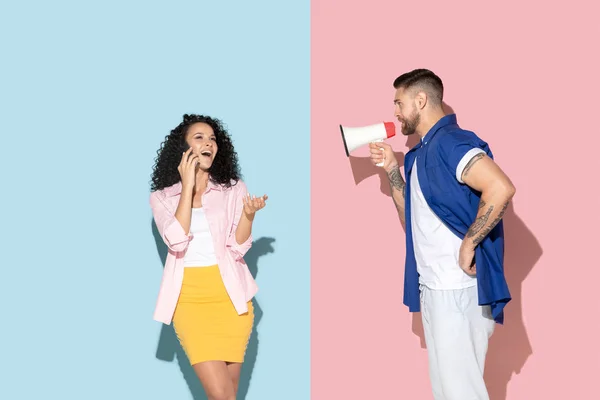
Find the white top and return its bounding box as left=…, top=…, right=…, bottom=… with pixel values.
left=410, top=147, right=486, bottom=290
left=183, top=208, right=219, bottom=267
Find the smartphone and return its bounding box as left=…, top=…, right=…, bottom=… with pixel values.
left=181, top=141, right=192, bottom=161
left=181, top=141, right=200, bottom=169
left=181, top=140, right=190, bottom=153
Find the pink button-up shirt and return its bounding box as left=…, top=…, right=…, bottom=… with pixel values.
left=150, top=179, right=258, bottom=325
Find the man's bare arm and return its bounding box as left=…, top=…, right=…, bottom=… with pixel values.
left=461, top=154, right=516, bottom=248
left=387, top=164, right=406, bottom=225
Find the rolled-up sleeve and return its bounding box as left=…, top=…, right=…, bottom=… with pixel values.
left=438, top=131, right=490, bottom=183
left=150, top=192, right=191, bottom=253
left=225, top=181, right=253, bottom=259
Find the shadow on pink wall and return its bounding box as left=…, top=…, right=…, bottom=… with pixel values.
left=346, top=104, right=541, bottom=400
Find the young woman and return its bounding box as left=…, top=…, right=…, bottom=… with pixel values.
left=150, top=114, right=267, bottom=400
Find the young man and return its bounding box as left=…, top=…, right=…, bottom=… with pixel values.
left=369, top=69, right=515, bottom=400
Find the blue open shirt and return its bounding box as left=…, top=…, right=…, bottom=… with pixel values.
left=403, top=114, right=511, bottom=324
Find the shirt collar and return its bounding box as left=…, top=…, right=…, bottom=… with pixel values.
left=414, top=113, right=458, bottom=150
left=164, top=179, right=223, bottom=197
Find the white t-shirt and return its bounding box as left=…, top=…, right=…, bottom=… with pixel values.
left=410, top=147, right=486, bottom=290
left=183, top=208, right=218, bottom=267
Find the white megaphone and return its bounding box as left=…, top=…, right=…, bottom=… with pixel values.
left=340, top=122, right=396, bottom=166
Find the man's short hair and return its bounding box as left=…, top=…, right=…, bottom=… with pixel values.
left=393, top=69, right=444, bottom=106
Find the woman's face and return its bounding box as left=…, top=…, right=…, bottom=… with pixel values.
left=185, top=122, right=218, bottom=171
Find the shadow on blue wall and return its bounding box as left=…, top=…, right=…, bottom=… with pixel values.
left=152, top=220, right=275, bottom=399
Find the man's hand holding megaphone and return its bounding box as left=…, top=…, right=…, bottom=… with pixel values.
left=368, top=141, right=398, bottom=173
left=369, top=141, right=407, bottom=224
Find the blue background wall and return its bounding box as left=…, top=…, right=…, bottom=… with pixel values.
left=0, top=1, right=310, bottom=399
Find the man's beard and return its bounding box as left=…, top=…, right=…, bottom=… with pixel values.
left=401, top=109, right=420, bottom=136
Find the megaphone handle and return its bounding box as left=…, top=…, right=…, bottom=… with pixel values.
left=373, top=139, right=384, bottom=167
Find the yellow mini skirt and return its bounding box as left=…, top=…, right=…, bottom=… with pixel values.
left=172, top=265, right=254, bottom=365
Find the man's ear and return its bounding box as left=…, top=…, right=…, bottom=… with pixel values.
left=415, top=90, right=428, bottom=110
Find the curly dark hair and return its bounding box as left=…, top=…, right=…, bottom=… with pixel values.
left=150, top=114, right=241, bottom=192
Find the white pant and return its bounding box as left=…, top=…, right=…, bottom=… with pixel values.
left=420, top=284, right=495, bottom=400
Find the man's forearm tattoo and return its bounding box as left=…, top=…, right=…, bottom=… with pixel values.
left=478, top=199, right=486, bottom=209
left=470, top=201, right=510, bottom=246
left=463, top=153, right=485, bottom=178
left=387, top=167, right=406, bottom=198
left=467, top=205, right=494, bottom=238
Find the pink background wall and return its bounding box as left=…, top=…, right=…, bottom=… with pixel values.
left=311, top=1, right=599, bottom=399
